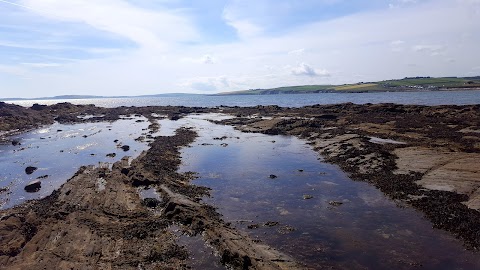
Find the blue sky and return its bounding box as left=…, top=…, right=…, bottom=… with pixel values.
left=0, top=0, right=479, bottom=98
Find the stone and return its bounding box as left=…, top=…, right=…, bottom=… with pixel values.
left=24, top=180, right=41, bottom=192
left=328, top=200, right=343, bottom=206
left=25, top=166, right=37, bottom=175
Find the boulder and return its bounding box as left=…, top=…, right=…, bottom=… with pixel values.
left=24, top=180, right=41, bottom=192
left=25, top=166, right=37, bottom=175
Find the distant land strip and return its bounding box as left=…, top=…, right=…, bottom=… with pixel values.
left=2, top=76, right=480, bottom=100
left=217, top=76, right=480, bottom=95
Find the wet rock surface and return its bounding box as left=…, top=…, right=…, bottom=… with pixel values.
left=1, top=101, right=480, bottom=268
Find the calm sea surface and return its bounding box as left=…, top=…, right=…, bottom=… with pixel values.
left=8, top=90, right=480, bottom=108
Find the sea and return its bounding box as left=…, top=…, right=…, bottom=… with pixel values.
left=7, top=90, right=480, bottom=108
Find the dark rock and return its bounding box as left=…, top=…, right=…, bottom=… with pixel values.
left=317, top=114, right=337, bottom=120
left=36, top=175, right=49, bottom=179
left=135, top=136, right=145, bottom=142
left=25, top=166, right=37, bottom=175
left=31, top=104, right=47, bottom=111
left=169, top=114, right=181, bottom=121
left=264, top=221, right=279, bottom=227
left=24, top=180, right=41, bottom=192
left=11, top=139, right=21, bottom=146
left=121, top=168, right=130, bottom=176
left=269, top=174, right=277, bottom=179
left=143, top=198, right=161, bottom=208
left=121, top=145, right=130, bottom=152
left=328, top=200, right=343, bottom=206
left=106, top=153, right=116, bottom=158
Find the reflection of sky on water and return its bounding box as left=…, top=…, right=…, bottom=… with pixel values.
left=177, top=114, right=480, bottom=269
left=0, top=117, right=151, bottom=209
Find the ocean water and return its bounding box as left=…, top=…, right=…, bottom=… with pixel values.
left=7, top=90, right=480, bottom=108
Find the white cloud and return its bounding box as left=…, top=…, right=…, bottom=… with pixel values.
left=291, top=63, right=330, bottom=77
left=390, top=40, right=405, bottom=46
left=288, top=48, right=306, bottom=55
left=21, top=62, right=61, bottom=68
left=390, top=40, right=406, bottom=52
left=389, top=0, right=418, bottom=8
left=180, top=76, right=231, bottom=92
left=412, top=44, right=446, bottom=56
left=222, top=9, right=263, bottom=39
left=181, top=54, right=217, bottom=64
left=18, top=0, right=198, bottom=49
left=0, top=64, right=28, bottom=76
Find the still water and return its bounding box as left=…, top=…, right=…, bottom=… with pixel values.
left=170, top=114, right=480, bottom=269
left=7, top=90, right=480, bottom=108
left=0, top=116, right=152, bottom=209
left=1, top=113, right=479, bottom=269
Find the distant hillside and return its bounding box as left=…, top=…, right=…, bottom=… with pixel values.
left=0, top=93, right=200, bottom=101
left=218, top=76, right=480, bottom=95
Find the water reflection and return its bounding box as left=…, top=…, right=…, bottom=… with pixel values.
left=0, top=116, right=151, bottom=209
left=177, top=114, right=480, bottom=269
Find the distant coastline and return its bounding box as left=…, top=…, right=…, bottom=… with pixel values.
left=2, top=76, right=480, bottom=101
left=216, top=76, right=480, bottom=95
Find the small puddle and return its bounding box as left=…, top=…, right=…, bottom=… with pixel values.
left=169, top=225, right=225, bottom=270
left=174, top=114, right=480, bottom=269
left=139, top=187, right=162, bottom=201
left=0, top=116, right=152, bottom=209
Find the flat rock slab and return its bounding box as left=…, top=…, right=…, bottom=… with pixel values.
left=394, top=147, right=480, bottom=210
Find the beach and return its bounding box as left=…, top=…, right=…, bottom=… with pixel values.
left=1, top=101, right=479, bottom=269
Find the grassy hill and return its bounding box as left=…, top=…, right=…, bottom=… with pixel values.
left=218, top=76, right=480, bottom=95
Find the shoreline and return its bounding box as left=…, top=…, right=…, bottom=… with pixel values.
left=1, top=102, right=480, bottom=268
left=2, top=87, right=480, bottom=102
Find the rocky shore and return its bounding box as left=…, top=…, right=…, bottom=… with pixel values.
left=1, top=101, right=479, bottom=268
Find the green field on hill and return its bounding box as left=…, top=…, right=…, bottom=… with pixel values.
left=219, top=76, right=480, bottom=95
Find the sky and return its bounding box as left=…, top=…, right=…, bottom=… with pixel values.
left=0, top=0, right=479, bottom=98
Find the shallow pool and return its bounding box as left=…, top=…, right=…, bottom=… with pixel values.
left=0, top=116, right=152, bottom=209
left=176, top=114, right=480, bottom=269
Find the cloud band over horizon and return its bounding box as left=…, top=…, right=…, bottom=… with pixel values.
left=0, top=0, right=479, bottom=98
